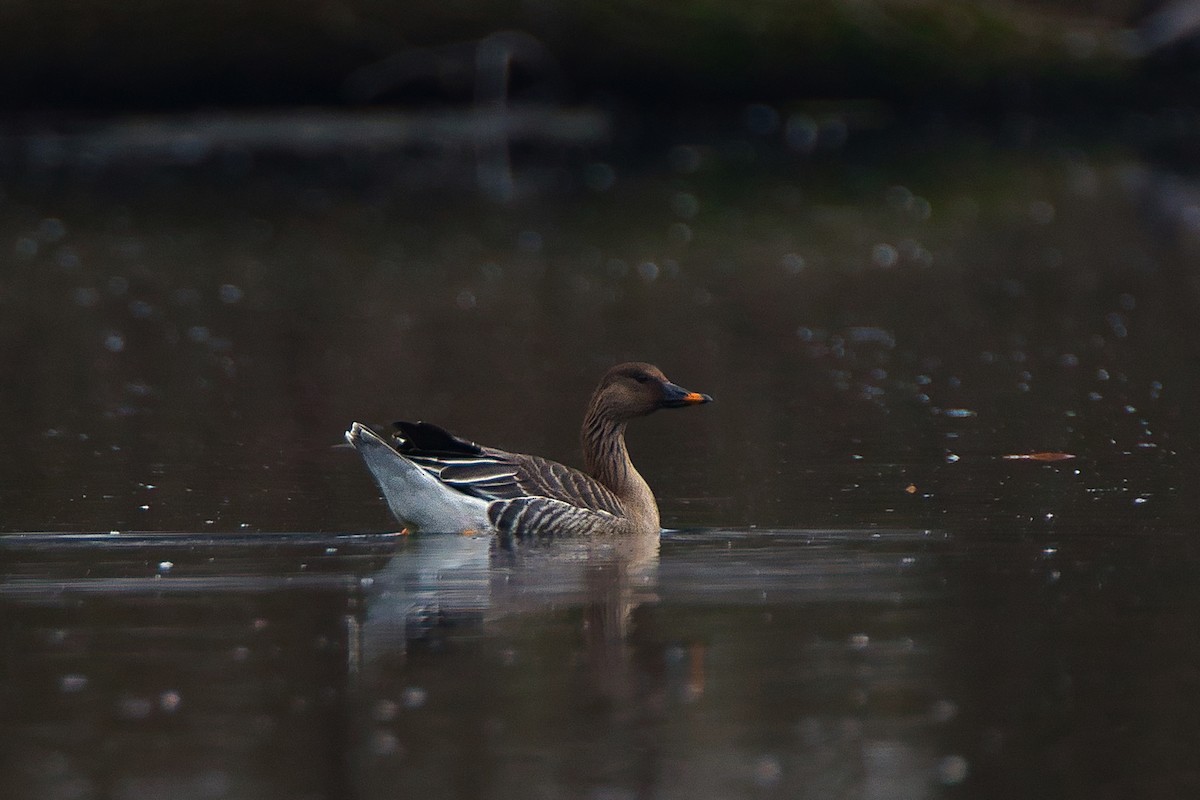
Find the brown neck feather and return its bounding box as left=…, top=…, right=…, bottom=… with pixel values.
left=581, top=402, right=630, bottom=491
left=579, top=383, right=661, bottom=534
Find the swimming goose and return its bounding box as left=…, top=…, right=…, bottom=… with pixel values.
left=346, top=362, right=712, bottom=537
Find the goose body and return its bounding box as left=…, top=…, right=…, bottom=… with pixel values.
left=346, top=362, right=711, bottom=537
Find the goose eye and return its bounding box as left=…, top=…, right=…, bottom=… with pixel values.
left=633, top=373, right=651, bottom=384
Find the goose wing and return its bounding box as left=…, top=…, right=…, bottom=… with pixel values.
left=488, top=496, right=620, bottom=539
left=392, top=420, right=625, bottom=516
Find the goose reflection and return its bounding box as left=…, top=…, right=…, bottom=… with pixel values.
left=354, top=527, right=663, bottom=671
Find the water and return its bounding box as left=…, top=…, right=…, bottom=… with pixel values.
left=3, top=124, right=1200, bottom=797
left=5, top=527, right=1199, bottom=798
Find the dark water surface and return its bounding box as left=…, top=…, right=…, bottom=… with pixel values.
left=4, top=527, right=1200, bottom=799
left=3, top=130, right=1200, bottom=798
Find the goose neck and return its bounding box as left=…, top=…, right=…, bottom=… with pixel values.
left=581, top=407, right=632, bottom=491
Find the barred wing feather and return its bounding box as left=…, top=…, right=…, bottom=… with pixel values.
left=393, top=420, right=624, bottom=515
left=488, top=496, right=620, bottom=539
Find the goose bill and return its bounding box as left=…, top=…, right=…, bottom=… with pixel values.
left=660, top=382, right=713, bottom=408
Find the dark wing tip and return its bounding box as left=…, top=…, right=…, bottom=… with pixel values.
left=392, top=419, right=485, bottom=456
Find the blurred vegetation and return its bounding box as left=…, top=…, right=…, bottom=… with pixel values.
left=0, top=0, right=1188, bottom=117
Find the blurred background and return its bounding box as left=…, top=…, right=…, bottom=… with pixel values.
left=5, top=4, right=1200, bottom=800
left=1, top=0, right=1199, bottom=532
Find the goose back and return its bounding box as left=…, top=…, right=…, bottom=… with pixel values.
left=392, top=420, right=627, bottom=527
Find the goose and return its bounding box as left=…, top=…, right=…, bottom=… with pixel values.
left=346, top=362, right=712, bottom=537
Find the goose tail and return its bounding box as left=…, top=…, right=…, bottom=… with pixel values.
left=345, top=423, right=491, bottom=533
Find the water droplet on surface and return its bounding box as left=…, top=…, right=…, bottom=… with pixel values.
left=943, top=408, right=976, bottom=418
left=937, top=755, right=970, bottom=785
left=72, top=286, right=100, bottom=307
left=909, top=197, right=933, bottom=221
left=14, top=236, right=38, bottom=259
left=670, top=192, right=699, bottom=219
left=373, top=699, right=400, bottom=722
left=667, top=222, right=692, bottom=246
left=370, top=731, right=401, bottom=756
left=478, top=262, right=503, bottom=283
left=117, top=695, right=154, bottom=720
left=779, top=252, right=805, bottom=274
left=1105, top=312, right=1128, bottom=338
left=785, top=113, right=818, bottom=153
left=159, top=690, right=182, bottom=712
left=56, top=246, right=81, bottom=270
left=454, top=289, right=477, bottom=310
left=61, top=674, right=89, bottom=693
left=157, top=561, right=173, bottom=573
left=218, top=283, right=243, bottom=304
left=103, top=332, right=125, bottom=353
left=401, top=687, right=427, bottom=709
left=871, top=243, right=898, bottom=268
left=752, top=755, right=783, bottom=787
left=945, top=453, right=960, bottom=463
left=38, top=217, right=67, bottom=242
left=516, top=230, right=543, bottom=254
left=637, top=262, right=659, bottom=282
left=846, top=327, right=895, bottom=348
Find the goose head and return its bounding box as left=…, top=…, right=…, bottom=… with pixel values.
left=590, top=362, right=713, bottom=422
